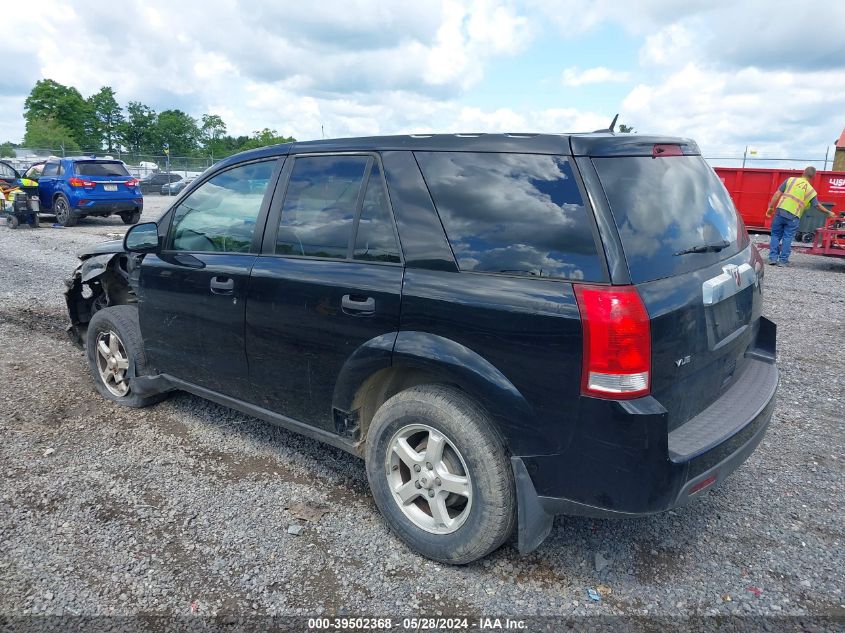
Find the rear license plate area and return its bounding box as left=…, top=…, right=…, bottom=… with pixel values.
left=104, top=184, right=118, bottom=191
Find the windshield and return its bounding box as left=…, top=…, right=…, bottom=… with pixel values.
left=74, top=161, right=130, bottom=177
left=593, top=155, right=747, bottom=283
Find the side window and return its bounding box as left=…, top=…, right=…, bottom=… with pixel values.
left=415, top=152, right=603, bottom=281
left=169, top=160, right=275, bottom=253
left=0, top=163, right=16, bottom=179
left=354, top=164, right=400, bottom=263
left=276, top=155, right=368, bottom=258
left=42, top=162, right=58, bottom=177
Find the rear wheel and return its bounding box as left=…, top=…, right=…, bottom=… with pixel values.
left=54, top=194, right=77, bottom=227
left=6, top=215, right=19, bottom=229
left=120, top=210, right=142, bottom=225
left=365, top=385, right=516, bottom=564
left=86, top=306, right=168, bottom=408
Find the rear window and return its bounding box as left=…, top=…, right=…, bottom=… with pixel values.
left=416, top=152, right=603, bottom=281
left=593, top=155, right=747, bottom=283
left=74, top=161, right=129, bottom=177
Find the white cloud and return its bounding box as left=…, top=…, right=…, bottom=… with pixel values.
left=561, top=66, right=630, bottom=87
left=1, top=0, right=843, bottom=168
left=622, top=63, right=845, bottom=159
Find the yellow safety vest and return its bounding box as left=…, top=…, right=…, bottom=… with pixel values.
left=777, top=176, right=817, bottom=219
left=19, top=178, right=38, bottom=188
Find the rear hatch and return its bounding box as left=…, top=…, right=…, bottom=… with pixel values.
left=589, top=145, right=765, bottom=432
left=73, top=161, right=136, bottom=198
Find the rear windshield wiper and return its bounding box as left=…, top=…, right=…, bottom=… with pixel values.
left=499, top=269, right=538, bottom=276
left=674, top=240, right=730, bottom=256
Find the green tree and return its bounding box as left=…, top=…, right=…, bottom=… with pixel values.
left=238, top=128, right=295, bottom=151
left=0, top=142, right=16, bottom=158
left=119, top=101, right=157, bottom=153
left=23, top=118, right=80, bottom=153
left=200, top=114, right=227, bottom=157
left=23, top=79, right=97, bottom=149
left=149, top=109, right=200, bottom=156
left=89, top=86, right=124, bottom=152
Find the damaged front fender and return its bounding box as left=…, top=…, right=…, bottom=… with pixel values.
left=65, top=250, right=142, bottom=347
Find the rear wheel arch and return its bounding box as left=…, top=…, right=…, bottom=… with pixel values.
left=343, top=331, right=540, bottom=457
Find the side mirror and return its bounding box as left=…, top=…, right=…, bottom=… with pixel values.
left=124, top=222, right=160, bottom=253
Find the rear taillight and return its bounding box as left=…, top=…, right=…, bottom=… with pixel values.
left=573, top=284, right=651, bottom=399
left=68, top=177, right=95, bottom=188
left=125, top=178, right=139, bottom=187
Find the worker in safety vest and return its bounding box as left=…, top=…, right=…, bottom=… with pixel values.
left=765, top=166, right=833, bottom=266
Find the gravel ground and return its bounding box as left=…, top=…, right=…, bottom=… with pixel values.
left=0, top=201, right=843, bottom=623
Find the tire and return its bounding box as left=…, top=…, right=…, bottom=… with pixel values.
left=6, top=215, right=19, bottom=229
left=54, top=194, right=78, bottom=227
left=120, top=210, right=142, bottom=225
left=365, top=385, right=516, bottom=564
left=30, top=213, right=40, bottom=228
left=85, top=306, right=168, bottom=408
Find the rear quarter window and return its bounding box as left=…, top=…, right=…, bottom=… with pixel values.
left=415, top=151, right=604, bottom=281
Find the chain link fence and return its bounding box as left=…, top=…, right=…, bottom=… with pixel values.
left=6, top=148, right=220, bottom=179
left=6, top=145, right=841, bottom=177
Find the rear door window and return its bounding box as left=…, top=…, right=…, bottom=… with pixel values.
left=74, top=161, right=130, bottom=177
left=593, top=155, right=747, bottom=283
left=353, top=163, right=400, bottom=263
left=276, top=155, right=368, bottom=258
left=415, top=151, right=603, bottom=280
left=42, top=162, right=58, bottom=177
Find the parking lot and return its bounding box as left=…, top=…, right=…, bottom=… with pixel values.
left=0, top=195, right=843, bottom=620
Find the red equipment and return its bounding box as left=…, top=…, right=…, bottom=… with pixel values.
left=806, top=216, right=845, bottom=259
left=714, top=167, right=845, bottom=232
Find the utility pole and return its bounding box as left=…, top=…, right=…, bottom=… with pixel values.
left=163, top=142, right=171, bottom=195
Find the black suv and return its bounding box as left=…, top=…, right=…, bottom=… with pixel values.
left=139, top=172, right=182, bottom=195
left=66, top=134, right=777, bottom=564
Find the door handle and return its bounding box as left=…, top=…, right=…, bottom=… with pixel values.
left=341, top=294, right=375, bottom=316
left=210, top=276, right=234, bottom=294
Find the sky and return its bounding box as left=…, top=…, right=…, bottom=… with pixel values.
left=2, top=0, right=844, bottom=166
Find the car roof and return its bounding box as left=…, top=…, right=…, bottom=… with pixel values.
left=213, top=132, right=700, bottom=169
left=64, top=156, right=125, bottom=162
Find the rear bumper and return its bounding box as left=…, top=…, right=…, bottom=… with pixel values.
left=72, top=198, right=143, bottom=215
left=512, top=337, right=778, bottom=553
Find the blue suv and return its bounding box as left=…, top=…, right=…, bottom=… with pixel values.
left=37, top=157, right=143, bottom=226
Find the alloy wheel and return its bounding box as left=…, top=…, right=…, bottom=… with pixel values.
left=95, top=330, right=131, bottom=397
left=55, top=199, right=69, bottom=223
left=385, top=424, right=473, bottom=534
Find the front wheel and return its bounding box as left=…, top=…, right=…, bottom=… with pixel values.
left=365, top=385, right=516, bottom=564
left=54, top=195, right=77, bottom=227
left=86, top=306, right=168, bottom=408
